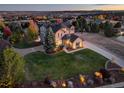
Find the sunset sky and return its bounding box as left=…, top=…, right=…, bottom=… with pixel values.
left=0, top=4, right=123, bottom=11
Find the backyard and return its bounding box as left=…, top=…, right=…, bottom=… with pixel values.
left=24, top=49, right=107, bottom=81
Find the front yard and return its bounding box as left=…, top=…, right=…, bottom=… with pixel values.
left=24, top=49, right=107, bottom=81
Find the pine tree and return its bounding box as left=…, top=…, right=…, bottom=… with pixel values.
left=89, top=22, right=100, bottom=33
left=40, top=25, right=47, bottom=45
left=44, top=26, right=55, bottom=53
left=104, top=21, right=114, bottom=37
left=92, top=23, right=100, bottom=33
left=76, top=16, right=88, bottom=32
left=10, top=26, right=23, bottom=44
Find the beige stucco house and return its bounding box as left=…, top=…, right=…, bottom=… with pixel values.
left=52, top=24, right=75, bottom=47
left=51, top=23, right=83, bottom=49
left=62, top=34, right=83, bottom=49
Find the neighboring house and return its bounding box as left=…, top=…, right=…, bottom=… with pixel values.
left=102, top=20, right=119, bottom=25
left=112, top=28, right=124, bottom=35
left=0, top=16, right=4, bottom=21
left=95, top=19, right=102, bottom=25
left=62, top=34, right=83, bottom=49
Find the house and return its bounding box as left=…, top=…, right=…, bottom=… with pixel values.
left=0, top=16, right=4, bottom=21
left=39, top=22, right=83, bottom=50
left=51, top=23, right=75, bottom=47
left=62, top=34, right=83, bottom=49
left=51, top=23, right=83, bottom=49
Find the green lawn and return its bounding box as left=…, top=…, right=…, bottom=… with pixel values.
left=24, top=49, right=107, bottom=81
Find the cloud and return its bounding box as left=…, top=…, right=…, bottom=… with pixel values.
left=98, top=5, right=124, bottom=10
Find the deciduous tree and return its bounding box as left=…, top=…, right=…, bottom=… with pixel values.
left=0, top=48, right=25, bottom=87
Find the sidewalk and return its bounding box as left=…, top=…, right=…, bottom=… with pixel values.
left=98, top=82, right=124, bottom=88
left=63, top=47, right=86, bottom=53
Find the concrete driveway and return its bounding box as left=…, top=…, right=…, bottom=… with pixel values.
left=13, top=45, right=44, bottom=56
left=83, top=41, right=124, bottom=67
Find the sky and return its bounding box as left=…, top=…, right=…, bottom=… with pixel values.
left=0, top=4, right=124, bottom=11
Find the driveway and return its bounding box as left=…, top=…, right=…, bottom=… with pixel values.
left=83, top=41, right=124, bottom=67
left=13, top=45, right=44, bottom=56
left=75, top=32, right=124, bottom=67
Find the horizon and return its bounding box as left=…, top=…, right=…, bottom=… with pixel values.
left=0, top=4, right=124, bottom=11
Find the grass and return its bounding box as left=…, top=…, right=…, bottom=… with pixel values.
left=24, top=49, right=107, bottom=81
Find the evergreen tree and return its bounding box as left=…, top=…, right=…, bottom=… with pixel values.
left=93, top=23, right=100, bottom=33
left=40, top=25, right=47, bottom=45
left=44, top=26, right=55, bottom=53
left=76, top=16, right=87, bottom=32
left=104, top=21, right=114, bottom=37
left=10, top=26, right=23, bottom=44
left=89, top=22, right=100, bottom=33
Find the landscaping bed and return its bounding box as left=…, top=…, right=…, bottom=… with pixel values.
left=15, top=63, right=124, bottom=88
